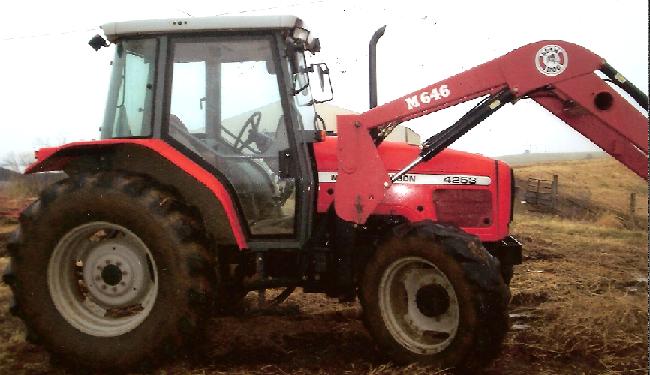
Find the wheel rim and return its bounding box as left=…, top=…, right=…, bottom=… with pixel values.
left=47, top=222, right=158, bottom=337
left=379, top=256, right=460, bottom=354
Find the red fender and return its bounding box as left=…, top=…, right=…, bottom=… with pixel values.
left=26, top=139, right=248, bottom=249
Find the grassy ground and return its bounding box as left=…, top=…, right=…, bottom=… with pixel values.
left=513, top=157, right=648, bottom=220
left=497, top=151, right=606, bottom=166
left=499, top=213, right=648, bottom=374
left=0, top=156, right=646, bottom=374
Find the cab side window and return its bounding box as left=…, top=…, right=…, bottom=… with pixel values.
left=168, top=36, right=296, bottom=236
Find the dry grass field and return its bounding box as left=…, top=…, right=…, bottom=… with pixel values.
left=513, top=156, right=648, bottom=222
left=0, top=156, right=646, bottom=374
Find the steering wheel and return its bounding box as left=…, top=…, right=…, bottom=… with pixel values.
left=233, top=112, right=262, bottom=152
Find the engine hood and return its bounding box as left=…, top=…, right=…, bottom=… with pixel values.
left=314, top=136, right=498, bottom=175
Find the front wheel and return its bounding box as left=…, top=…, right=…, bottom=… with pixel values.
left=360, top=221, right=509, bottom=371
left=3, top=172, right=216, bottom=371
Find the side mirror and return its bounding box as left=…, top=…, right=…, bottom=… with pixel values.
left=308, top=63, right=333, bottom=104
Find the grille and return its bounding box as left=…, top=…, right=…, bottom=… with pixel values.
left=433, top=189, right=492, bottom=227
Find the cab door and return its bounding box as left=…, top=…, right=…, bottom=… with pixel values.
left=164, top=34, right=314, bottom=246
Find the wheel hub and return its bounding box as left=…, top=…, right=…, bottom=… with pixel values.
left=416, top=284, right=450, bottom=318
left=379, top=257, right=460, bottom=355
left=101, top=264, right=123, bottom=286
left=48, top=222, right=158, bottom=337
left=82, top=240, right=148, bottom=307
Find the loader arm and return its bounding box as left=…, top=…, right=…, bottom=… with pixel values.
left=335, top=40, right=648, bottom=224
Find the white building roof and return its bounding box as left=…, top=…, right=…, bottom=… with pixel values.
left=314, top=103, right=421, bottom=145
left=101, top=15, right=302, bottom=41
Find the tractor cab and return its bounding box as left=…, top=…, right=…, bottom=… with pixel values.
left=97, top=16, right=329, bottom=242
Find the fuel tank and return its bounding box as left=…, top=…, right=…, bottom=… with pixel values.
left=314, top=136, right=513, bottom=242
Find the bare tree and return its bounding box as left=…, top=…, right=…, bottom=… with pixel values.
left=1, top=151, right=35, bottom=173
left=1, top=152, right=61, bottom=198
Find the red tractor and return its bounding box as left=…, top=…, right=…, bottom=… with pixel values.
left=2, top=15, right=647, bottom=372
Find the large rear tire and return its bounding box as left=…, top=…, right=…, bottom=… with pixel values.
left=360, top=221, right=509, bottom=371
left=2, top=172, right=215, bottom=371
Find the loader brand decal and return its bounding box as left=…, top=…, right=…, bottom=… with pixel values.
left=318, top=172, right=491, bottom=185
left=405, top=84, right=451, bottom=110
left=535, top=45, right=568, bottom=76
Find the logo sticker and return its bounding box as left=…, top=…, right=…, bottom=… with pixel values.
left=535, top=45, right=568, bottom=76
left=317, top=172, right=491, bottom=186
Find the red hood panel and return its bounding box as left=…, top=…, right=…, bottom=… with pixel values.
left=314, top=136, right=495, bottom=174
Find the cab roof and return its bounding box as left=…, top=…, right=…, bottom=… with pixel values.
left=101, top=15, right=302, bottom=41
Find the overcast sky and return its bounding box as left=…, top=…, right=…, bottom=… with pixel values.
left=0, top=0, right=647, bottom=161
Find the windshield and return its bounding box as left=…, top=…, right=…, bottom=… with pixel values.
left=101, top=38, right=157, bottom=139
left=291, top=51, right=322, bottom=132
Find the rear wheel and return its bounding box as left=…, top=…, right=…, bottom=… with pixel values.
left=2, top=172, right=215, bottom=371
left=360, top=221, right=509, bottom=371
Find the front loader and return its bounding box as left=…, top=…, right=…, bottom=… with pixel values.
left=2, top=15, right=647, bottom=372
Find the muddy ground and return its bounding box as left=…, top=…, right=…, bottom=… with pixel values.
left=0, top=211, right=646, bottom=375
left=0, top=157, right=647, bottom=374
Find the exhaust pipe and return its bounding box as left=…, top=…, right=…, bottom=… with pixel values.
left=369, top=25, right=387, bottom=109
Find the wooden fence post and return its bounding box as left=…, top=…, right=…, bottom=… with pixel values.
left=552, top=174, right=559, bottom=209
left=629, top=192, right=637, bottom=228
